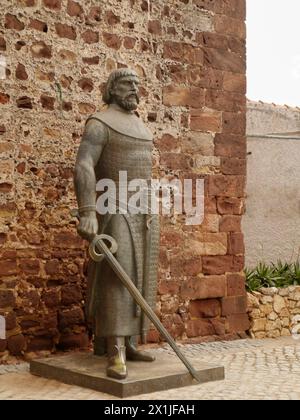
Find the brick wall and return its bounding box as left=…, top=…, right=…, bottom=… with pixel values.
left=0, top=0, right=248, bottom=358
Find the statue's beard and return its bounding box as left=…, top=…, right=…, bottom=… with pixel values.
left=114, top=94, right=139, bottom=111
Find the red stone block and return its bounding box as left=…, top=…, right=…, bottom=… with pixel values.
left=0, top=339, right=7, bottom=352
left=196, top=32, right=228, bottom=50
left=17, top=96, right=33, bottom=109
left=205, top=90, right=246, bottom=113
left=188, top=66, right=223, bottom=89
left=228, top=233, right=245, bottom=255
left=181, top=275, right=226, bottom=299
left=210, top=318, right=226, bottom=335
left=29, top=19, right=47, bottom=32
left=202, top=256, right=234, bottom=275
left=183, top=257, right=203, bottom=277
left=186, top=319, right=215, bottom=338
left=154, top=133, right=180, bottom=152
left=27, top=337, right=54, bottom=352
left=43, top=0, right=61, bottom=10
left=40, top=94, right=55, bottom=110
left=0, top=290, right=16, bottom=308
left=147, top=329, right=160, bottom=343
left=226, top=273, right=246, bottom=296
left=105, top=11, right=120, bottom=25
left=221, top=157, right=246, bottom=175
left=55, top=23, right=76, bottom=40
left=226, top=313, right=250, bottom=333
left=61, top=284, right=82, bottom=306
left=170, top=256, right=202, bottom=278
left=208, top=175, right=245, bottom=198
left=148, top=20, right=162, bottom=35
left=162, top=314, right=185, bottom=339
left=82, top=56, right=99, bottom=65
left=222, top=295, right=247, bottom=316
left=81, top=30, right=99, bottom=44
left=214, top=15, right=246, bottom=39
left=0, top=36, right=6, bottom=51
left=163, top=42, right=203, bottom=64
left=0, top=260, right=18, bottom=277
left=214, top=134, right=246, bottom=158
left=58, top=307, right=85, bottom=329
left=160, top=152, right=190, bottom=171
left=0, top=182, right=13, bottom=193
left=57, top=332, right=89, bottom=350
left=223, top=112, right=246, bottom=135
left=204, top=48, right=246, bottom=74
left=78, top=78, right=94, bottom=92
left=167, top=64, right=187, bottom=84
left=193, top=0, right=221, bottom=13
left=7, top=334, right=25, bottom=355
left=31, top=41, right=52, bottom=59
left=19, top=259, right=40, bottom=275
left=16, top=63, right=28, bottom=80
left=5, top=14, right=25, bottom=30
left=190, top=109, right=222, bottom=132
left=5, top=311, right=17, bottom=330
left=67, top=0, right=83, bottom=17
left=232, top=255, right=245, bottom=272
left=42, top=289, right=60, bottom=308
left=52, top=231, right=84, bottom=249
left=45, top=259, right=60, bottom=275
left=103, top=33, right=122, bottom=50
left=88, top=6, right=102, bottom=22
left=0, top=93, right=10, bottom=104
left=163, top=85, right=205, bottom=108
left=219, top=215, right=242, bottom=233
left=189, top=299, right=221, bottom=318
left=222, top=0, right=246, bottom=20
left=223, top=72, right=246, bottom=94
left=123, top=37, right=136, bottom=49
left=158, top=281, right=179, bottom=295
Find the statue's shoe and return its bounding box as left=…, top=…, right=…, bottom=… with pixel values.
left=126, top=344, right=156, bottom=362
left=106, top=357, right=127, bottom=380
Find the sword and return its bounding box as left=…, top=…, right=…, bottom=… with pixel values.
left=71, top=209, right=201, bottom=382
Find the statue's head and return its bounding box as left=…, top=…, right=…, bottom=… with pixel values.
left=103, top=68, right=140, bottom=112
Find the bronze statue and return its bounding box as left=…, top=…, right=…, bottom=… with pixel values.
left=74, top=69, right=160, bottom=380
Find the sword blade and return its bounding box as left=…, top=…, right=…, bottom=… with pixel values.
left=94, top=236, right=201, bottom=383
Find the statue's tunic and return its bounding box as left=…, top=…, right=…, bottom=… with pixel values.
left=85, top=105, right=160, bottom=338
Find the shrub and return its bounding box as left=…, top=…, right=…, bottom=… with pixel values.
left=245, top=261, right=300, bottom=292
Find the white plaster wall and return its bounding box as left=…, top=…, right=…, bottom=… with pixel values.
left=243, top=102, right=300, bottom=267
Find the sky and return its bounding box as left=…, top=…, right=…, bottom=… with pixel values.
left=247, top=0, right=300, bottom=107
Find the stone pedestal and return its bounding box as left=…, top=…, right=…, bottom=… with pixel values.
left=30, top=352, right=224, bottom=398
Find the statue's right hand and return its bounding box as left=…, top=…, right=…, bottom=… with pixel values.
left=77, top=214, right=98, bottom=242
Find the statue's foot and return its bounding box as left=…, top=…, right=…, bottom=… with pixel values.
left=106, top=336, right=127, bottom=379
left=106, top=358, right=127, bottom=380
left=126, top=338, right=155, bottom=362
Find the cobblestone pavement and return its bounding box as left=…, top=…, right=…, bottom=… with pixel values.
left=1, top=337, right=300, bottom=400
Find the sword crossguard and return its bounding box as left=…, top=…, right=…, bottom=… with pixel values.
left=89, top=234, right=118, bottom=262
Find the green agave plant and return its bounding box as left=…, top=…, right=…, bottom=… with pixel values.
left=245, top=260, right=300, bottom=292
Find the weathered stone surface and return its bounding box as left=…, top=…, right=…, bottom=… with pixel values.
left=274, top=295, right=286, bottom=314
left=30, top=353, right=224, bottom=398
left=1, top=0, right=247, bottom=358
left=181, top=276, right=226, bottom=300
left=248, top=286, right=300, bottom=339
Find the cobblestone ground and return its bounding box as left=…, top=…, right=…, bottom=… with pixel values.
left=1, top=337, right=300, bottom=400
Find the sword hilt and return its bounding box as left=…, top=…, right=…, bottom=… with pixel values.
left=89, top=234, right=118, bottom=262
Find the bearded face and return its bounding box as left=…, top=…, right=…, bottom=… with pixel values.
left=110, top=75, right=140, bottom=111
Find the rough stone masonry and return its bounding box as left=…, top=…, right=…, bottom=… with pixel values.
left=0, top=0, right=248, bottom=359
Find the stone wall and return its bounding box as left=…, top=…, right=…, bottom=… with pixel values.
left=247, top=287, right=300, bottom=339
left=0, top=0, right=247, bottom=359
